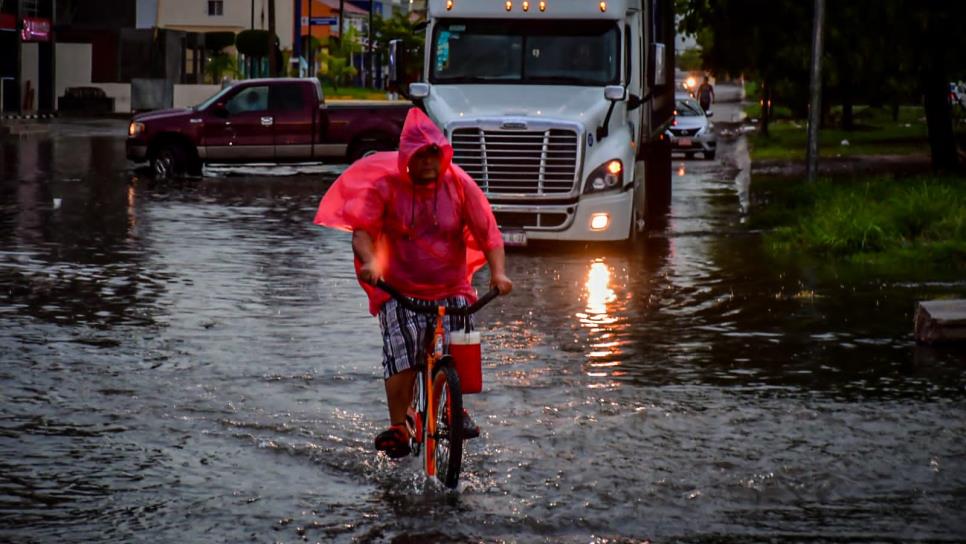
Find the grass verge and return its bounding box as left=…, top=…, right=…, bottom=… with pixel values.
left=751, top=175, right=966, bottom=268
left=323, top=85, right=390, bottom=100
left=749, top=119, right=930, bottom=161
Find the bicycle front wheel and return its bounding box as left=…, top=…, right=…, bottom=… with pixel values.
left=432, top=359, right=464, bottom=489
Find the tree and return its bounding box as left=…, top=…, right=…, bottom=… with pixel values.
left=322, top=25, right=362, bottom=90
left=267, top=0, right=278, bottom=76
left=679, top=0, right=965, bottom=170
left=205, top=54, right=239, bottom=83
left=677, top=0, right=811, bottom=136
left=371, top=13, right=426, bottom=89
left=236, top=29, right=279, bottom=78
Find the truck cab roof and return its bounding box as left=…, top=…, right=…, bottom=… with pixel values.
left=430, top=0, right=630, bottom=19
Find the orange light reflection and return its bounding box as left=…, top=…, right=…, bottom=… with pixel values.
left=580, top=259, right=625, bottom=384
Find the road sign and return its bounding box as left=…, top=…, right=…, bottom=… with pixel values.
left=308, top=16, right=338, bottom=26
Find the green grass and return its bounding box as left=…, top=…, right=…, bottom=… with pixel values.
left=743, top=101, right=794, bottom=122
left=742, top=105, right=966, bottom=161
left=322, top=85, right=389, bottom=100
left=752, top=176, right=966, bottom=268
left=749, top=119, right=930, bottom=161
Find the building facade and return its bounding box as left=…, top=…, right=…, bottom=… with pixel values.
left=1, top=0, right=56, bottom=115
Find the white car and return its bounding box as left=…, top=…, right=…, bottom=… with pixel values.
left=950, top=82, right=966, bottom=110
left=665, top=93, right=717, bottom=160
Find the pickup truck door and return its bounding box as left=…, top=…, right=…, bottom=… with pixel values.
left=272, top=82, right=314, bottom=160
left=203, top=84, right=274, bottom=161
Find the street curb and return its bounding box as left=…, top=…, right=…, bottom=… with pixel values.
left=1, top=112, right=58, bottom=121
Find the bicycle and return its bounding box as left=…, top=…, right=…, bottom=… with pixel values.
left=375, top=280, right=500, bottom=489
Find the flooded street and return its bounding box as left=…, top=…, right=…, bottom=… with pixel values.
left=2, top=117, right=965, bottom=543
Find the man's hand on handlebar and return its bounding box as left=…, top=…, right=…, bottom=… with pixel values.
left=490, top=273, right=513, bottom=295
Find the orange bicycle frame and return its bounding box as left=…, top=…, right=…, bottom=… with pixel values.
left=423, top=306, right=446, bottom=478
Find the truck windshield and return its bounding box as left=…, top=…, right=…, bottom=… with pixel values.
left=431, top=20, right=620, bottom=86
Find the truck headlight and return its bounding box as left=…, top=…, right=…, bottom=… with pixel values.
left=128, top=121, right=145, bottom=137
left=583, top=159, right=623, bottom=194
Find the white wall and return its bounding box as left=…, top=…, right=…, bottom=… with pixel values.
left=55, top=43, right=131, bottom=113
left=20, top=42, right=39, bottom=111
left=55, top=43, right=93, bottom=110
left=97, top=83, right=133, bottom=113
left=158, top=0, right=294, bottom=50
left=174, top=84, right=221, bottom=108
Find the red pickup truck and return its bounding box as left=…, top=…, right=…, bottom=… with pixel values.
left=126, top=78, right=410, bottom=178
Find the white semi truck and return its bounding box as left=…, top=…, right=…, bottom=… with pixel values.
left=392, top=0, right=676, bottom=243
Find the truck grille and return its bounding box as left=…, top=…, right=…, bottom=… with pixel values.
left=450, top=128, right=579, bottom=195
left=494, top=211, right=569, bottom=229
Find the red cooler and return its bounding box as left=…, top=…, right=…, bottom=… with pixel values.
left=450, top=331, right=482, bottom=394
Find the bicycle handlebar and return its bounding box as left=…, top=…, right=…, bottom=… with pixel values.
left=375, top=280, right=500, bottom=316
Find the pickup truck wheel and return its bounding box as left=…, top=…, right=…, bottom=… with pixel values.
left=152, top=144, right=187, bottom=180
left=187, top=158, right=203, bottom=177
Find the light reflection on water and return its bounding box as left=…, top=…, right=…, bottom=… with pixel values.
left=576, top=259, right=629, bottom=386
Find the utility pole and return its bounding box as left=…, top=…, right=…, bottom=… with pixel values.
left=267, top=0, right=276, bottom=76
left=367, top=0, right=373, bottom=87
left=338, top=0, right=344, bottom=42
left=805, top=0, right=825, bottom=182
left=307, top=0, right=314, bottom=77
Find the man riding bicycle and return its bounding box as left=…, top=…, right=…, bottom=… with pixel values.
left=314, top=108, right=512, bottom=458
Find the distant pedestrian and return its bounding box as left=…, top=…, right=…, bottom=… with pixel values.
left=697, top=76, right=715, bottom=112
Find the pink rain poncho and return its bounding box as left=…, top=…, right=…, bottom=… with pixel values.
left=314, top=108, right=503, bottom=315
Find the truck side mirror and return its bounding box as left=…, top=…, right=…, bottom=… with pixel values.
left=604, top=85, right=626, bottom=102
left=705, top=110, right=714, bottom=117
left=409, top=83, right=430, bottom=99
left=211, top=101, right=229, bottom=117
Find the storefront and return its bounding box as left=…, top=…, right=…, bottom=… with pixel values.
left=0, top=0, right=55, bottom=115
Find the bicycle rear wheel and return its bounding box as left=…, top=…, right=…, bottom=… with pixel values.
left=432, top=359, right=464, bottom=489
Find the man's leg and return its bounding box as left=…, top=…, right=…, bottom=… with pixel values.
left=384, top=368, right=417, bottom=426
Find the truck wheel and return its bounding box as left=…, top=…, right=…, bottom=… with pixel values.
left=627, top=198, right=644, bottom=245
left=348, top=139, right=394, bottom=162
left=152, top=144, right=187, bottom=180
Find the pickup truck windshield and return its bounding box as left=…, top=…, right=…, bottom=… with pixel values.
left=431, top=20, right=620, bottom=86
left=195, top=85, right=235, bottom=110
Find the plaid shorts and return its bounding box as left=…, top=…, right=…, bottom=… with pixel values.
left=378, top=296, right=473, bottom=379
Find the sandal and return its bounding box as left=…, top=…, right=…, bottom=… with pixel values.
left=374, top=424, right=411, bottom=459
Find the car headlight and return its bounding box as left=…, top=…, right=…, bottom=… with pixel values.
left=128, top=121, right=145, bottom=137
left=583, top=159, right=623, bottom=194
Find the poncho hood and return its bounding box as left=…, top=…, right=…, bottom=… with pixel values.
left=396, top=107, right=456, bottom=186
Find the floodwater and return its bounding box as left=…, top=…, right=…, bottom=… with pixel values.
left=1, top=119, right=965, bottom=543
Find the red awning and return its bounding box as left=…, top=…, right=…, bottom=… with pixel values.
left=0, top=13, right=17, bottom=31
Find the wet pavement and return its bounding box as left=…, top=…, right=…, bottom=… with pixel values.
left=1, top=114, right=965, bottom=543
